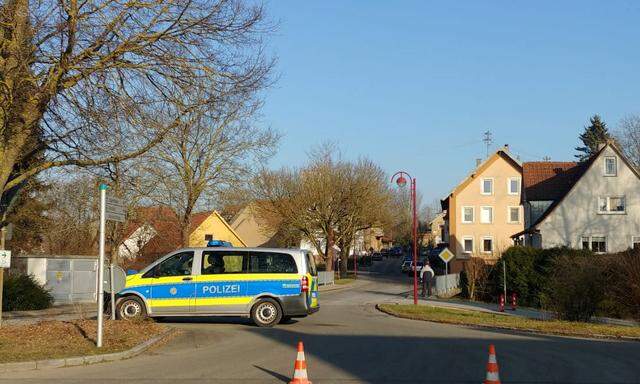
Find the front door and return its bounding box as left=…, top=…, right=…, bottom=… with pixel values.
left=195, top=250, right=249, bottom=314
left=147, top=251, right=196, bottom=314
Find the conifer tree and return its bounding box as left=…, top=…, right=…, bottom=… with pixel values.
left=575, top=115, right=611, bottom=161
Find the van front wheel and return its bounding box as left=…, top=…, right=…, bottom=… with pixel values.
left=116, top=296, right=147, bottom=321
left=251, top=298, right=282, bottom=327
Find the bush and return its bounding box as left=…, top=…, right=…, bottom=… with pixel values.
left=460, top=258, right=491, bottom=301
left=2, top=274, right=54, bottom=311
left=489, top=246, right=590, bottom=308
left=546, top=254, right=608, bottom=321
left=606, top=249, right=640, bottom=321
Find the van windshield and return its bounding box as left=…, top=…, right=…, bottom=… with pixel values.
left=305, top=252, right=318, bottom=276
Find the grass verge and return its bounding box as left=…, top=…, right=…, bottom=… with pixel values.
left=0, top=319, right=167, bottom=363
left=377, top=304, right=640, bottom=340
left=335, top=278, right=356, bottom=285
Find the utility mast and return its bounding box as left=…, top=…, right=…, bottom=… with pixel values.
left=483, top=131, right=493, bottom=158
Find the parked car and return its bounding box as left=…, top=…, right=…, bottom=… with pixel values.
left=407, top=260, right=424, bottom=276
left=371, top=252, right=383, bottom=261
left=401, top=260, right=411, bottom=273
left=380, top=248, right=390, bottom=258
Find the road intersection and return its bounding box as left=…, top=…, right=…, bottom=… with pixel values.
left=4, top=259, right=639, bottom=383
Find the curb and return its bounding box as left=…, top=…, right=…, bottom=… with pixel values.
left=0, top=328, right=176, bottom=373
left=375, top=304, right=640, bottom=342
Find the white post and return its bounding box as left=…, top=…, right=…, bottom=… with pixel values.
left=97, top=184, right=107, bottom=348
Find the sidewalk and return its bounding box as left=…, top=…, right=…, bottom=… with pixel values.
left=2, top=303, right=97, bottom=326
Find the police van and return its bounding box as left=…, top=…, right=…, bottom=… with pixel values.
left=116, top=246, right=319, bottom=327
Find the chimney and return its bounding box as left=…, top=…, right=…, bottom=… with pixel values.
left=476, top=158, right=482, bottom=167
left=504, top=144, right=509, bottom=151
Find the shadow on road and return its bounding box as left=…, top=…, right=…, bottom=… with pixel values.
left=244, top=325, right=640, bottom=383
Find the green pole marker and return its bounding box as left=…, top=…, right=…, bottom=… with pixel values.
left=99, top=184, right=109, bottom=190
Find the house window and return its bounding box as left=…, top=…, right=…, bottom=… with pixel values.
left=508, top=206, right=520, bottom=223
left=482, top=237, right=493, bottom=253
left=591, top=236, right=607, bottom=253
left=604, top=156, right=617, bottom=176
left=204, top=234, right=214, bottom=241
left=508, top=177, right=520, bottom=195
left=480, top=206, right=493, bottom=224
left=481, top=178, right=493, bottom=195
left=581, top=236, right=590, bottom=250
left=598, top=196, right=626, bottom=214
left=463, top=237, right=474, bottom=253
left=632, top=236, right=640, bottom=250
left=461, top=206, right=474, bottom=223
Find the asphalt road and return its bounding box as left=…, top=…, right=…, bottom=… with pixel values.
left=4, top=258, right=640, bottom=383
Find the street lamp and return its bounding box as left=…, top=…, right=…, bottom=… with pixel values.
left=391, top=171, right=418, bottom=305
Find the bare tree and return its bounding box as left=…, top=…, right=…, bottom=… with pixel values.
left=617, top=115, right=640, bottom=168
left=0, top=0, right=274, bottom=236
left=145, top=98, right=278, bottom=246
left=253, top=146, right=393, bottom=272
left=334, top=159, right=391, bottom=276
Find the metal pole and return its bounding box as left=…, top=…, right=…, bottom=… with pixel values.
left=502, top=259, right=507, bottom=300
left=445, top=261, right=448, bottom=295
left=109, top=263, right=116, bottom=320
left=97, top=184, right=107, bottom=348
left=412, top=178, right=418, bottom=305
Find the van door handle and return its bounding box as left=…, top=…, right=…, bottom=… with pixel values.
left=182, top=277, right=193, bottom=281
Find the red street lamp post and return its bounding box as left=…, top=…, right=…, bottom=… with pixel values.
left=391, top=171, right=418, bottom=305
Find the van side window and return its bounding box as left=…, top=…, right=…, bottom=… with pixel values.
left=249, top=252, right=297, bottom=274
left=145, top=251, right=194, bottom=278
left=305, top=252, right=317, bottom=276
left=201, top=251, right=247, bottom=275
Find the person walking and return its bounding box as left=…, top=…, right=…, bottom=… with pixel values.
left=420, top=263, right=435, bottom=297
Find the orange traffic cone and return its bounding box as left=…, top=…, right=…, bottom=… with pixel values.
left=290, top=341, right=312, bottom=384
left=484, top=344, right=501, bottom=384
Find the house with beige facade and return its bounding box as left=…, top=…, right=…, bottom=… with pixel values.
left=513, top=142, right=640, bottom=252
left=441, top=146, right=523, bottom=272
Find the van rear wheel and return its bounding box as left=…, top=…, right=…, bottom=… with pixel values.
left=251, top=298, right=282, bottom=327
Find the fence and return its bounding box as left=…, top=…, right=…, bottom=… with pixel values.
left=10, top=254, right=98, bottom=304
left=433, top=273, right=460, bottom=296
left=317, top=271, right=335, bottom=286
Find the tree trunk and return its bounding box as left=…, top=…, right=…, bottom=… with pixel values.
left=326, top=226, right=334, bottom=272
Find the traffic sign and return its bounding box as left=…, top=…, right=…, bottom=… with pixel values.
left=0, top=250, right=10, bottom=268
left=103, top=265, right=126, bottom=293
left=438, top=247, right=455, bottom=263
left=105, top=196, right=126, bottom=222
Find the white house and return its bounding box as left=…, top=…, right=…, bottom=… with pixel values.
left=514, top=142, right=640, bottom=253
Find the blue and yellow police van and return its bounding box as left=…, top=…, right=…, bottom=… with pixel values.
left=115, top=246, right=319, bottom=327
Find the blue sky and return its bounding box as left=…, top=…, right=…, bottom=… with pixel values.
left=259, top=1, right=640, bottom=203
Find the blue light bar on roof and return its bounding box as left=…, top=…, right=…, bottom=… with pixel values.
left=207, top=240, right=233, bottom=247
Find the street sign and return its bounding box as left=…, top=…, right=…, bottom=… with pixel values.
left=0, top=250, right=10, bottom=268
left=105, top=196, right=126, bottom=223
left=438, top=248, right=455, bottom=263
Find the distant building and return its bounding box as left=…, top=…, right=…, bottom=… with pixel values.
left=229, top=203, right=280, bottom=247
left=119, top=206, right=245, bottom=269
left=441, top=146, right=523, bottom=272
left=513, top=142, right=640, bottom=253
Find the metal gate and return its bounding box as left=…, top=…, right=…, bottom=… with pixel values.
left=11, top=255, right=98, bottom=304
